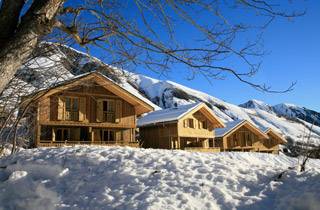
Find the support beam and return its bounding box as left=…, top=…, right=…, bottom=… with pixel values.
left=52, top=127, right=56, bottom=142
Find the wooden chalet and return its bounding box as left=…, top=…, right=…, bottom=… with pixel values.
left=215, top=120, right=284, bottom=154
left=138, top=102, right=225, bottom=152
left=260, top=128, right=286, bottom=154
left=22, top=72, right=155, bottom=147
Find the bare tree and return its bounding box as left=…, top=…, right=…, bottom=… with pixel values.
left=298, top=122, right=320, bottom=172
left=0, top=0, right=305, bottom=95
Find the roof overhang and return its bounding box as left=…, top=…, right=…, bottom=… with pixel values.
left=222, top=120, right=269, bottom=139
left=195, top=105, right=225, bottom=128
left=138, top=102, right=225, bottom=128
left=265, top=128, right=287, bottom=144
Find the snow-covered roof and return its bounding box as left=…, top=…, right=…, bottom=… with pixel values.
left=215, top=120, right=245, bottom=138
left=261, top=127, right=270, bottom=133
left=215, top=119, right=269, bottom=139
left=97, top=72, right=159, bottom=110
left=137, top=102, right=204, bottom=127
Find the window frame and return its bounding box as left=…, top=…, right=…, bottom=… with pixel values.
left=56, top=128, right=70, bottom=141
left=188, top=118, right=195, bottom=128
left=101, top=130, right=115, bottom=142
left=202, top=120, right=208, bottom=129
left=102, top=99, right=116, bottom=123
left=64, top=96, right=80, bottom=121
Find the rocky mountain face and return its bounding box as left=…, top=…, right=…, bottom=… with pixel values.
left=2, top=42, right=320, bottom=144
left=240, top=100, right=320, bottom=127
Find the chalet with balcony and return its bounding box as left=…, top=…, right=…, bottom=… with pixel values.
left=22, top=72, right=155, bottom=147
left=138, top=102, right=225, bottom=152
left=214, top=120, right=284, bottom=154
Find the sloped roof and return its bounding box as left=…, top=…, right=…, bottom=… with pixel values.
left=215, top=119, right=269, bottom=139
left=261, top=127, right=270, bottom=133
left=263, top=128, right=287, bottom=143
left=22, top=71, right=157, bottom=115
left=215, top=120, right=245, bottom=137
left=137, top=102, right=225, bottom=127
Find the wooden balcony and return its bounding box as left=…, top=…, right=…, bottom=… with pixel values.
left=37, top=140, right=139, bottom=148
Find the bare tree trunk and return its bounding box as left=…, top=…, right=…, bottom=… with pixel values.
left=0, top=0, right=65, bottom=94
left=0, top=0, right=25, bottom=47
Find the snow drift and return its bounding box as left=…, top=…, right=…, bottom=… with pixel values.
left=0, top=146, right=319, bottom=210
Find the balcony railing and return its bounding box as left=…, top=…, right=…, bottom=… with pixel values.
left=184, top=147, right=221, bottom=153
left=38, top=140, right=139, bottom=148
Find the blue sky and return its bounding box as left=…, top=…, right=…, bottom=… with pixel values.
left=140, top=1, right=320, bottom=111
left=71, top=1, right=320, bottom=111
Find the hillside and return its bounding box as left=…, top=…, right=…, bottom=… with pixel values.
left=0, top=146, right=319, bottom=209
left=1, top=42, right=320, bottom=145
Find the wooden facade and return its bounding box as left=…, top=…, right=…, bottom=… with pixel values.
left=260, top=128, right=286, bottom=154
left=215, top=120, right=284, bottom=154
left=139, top=103, right=225, bottom=152
left=23, top=72, right=154, bottom=147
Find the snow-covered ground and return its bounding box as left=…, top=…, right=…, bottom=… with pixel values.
left=0, top=146, right=319, bottom=210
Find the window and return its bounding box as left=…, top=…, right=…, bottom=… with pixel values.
left=102, top=130, right=115, bottom=142
left=183, top=118, right=195, bottom=128
left=246, top=134, right=252, bottom=146
left=198, top=121, right=202, bottom=129
left=188, top=119, right=194, bottom=128
left=56, top=128, right=70, bottom=141
left=198, top=120, right=208, bottom=129
left=233, top=135, right=238, bottom=146
left=202, top=121, right=208, bottom=129
left=269, top=138, right=274, bottom=145
left=65, top=97, right=79, bottom=121
left=183, top=119, right=188, bottom=128
left=103, top=100, right=115, bottom=123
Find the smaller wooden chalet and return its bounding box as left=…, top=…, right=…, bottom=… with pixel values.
left=215, top=120, right=285, bottom=154
left=22, top=72, right=155, bottom=147
left=138, top=102, right=225, bottom=152
left=215, top=120, right=270, bottom=153
left=260, top=128, right=286, bottom=153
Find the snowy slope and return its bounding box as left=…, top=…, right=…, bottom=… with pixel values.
left=129, top=74, right=320, bottom=144
left=1, top=42, right=320, bottom=144
left=0, top=146, right=319, bottom=210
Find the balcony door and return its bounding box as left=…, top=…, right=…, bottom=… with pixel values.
left=56, top=128, right=70, bottom=141
left=101, top=130, right=115, bottom=143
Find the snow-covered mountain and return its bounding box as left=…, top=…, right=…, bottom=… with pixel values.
left=2, top=42, right=320, bottom=144
left=240, top=100, right=320, bottom=128
left=239, top=99, right=273, bottom=113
